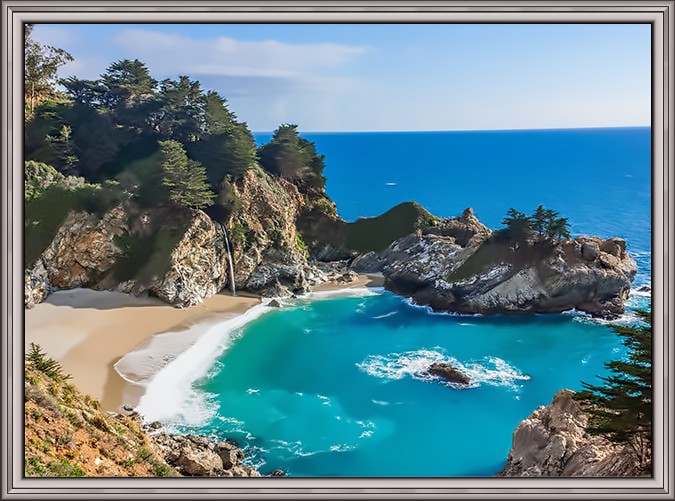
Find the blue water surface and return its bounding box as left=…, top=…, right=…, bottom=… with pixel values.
left=160, top=128, right=651, bottom=476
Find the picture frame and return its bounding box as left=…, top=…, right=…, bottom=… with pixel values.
left=2, top=1, right=672, bottom=498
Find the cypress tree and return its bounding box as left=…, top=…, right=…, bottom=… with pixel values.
left=576, top=309, right=652, bottom=470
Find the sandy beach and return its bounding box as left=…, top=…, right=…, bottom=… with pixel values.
left=24, top=274, right=384, bottom=412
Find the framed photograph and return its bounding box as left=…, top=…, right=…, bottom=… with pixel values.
left=2, top=1, right=672, bottom=499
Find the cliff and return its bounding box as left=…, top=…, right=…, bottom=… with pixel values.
left=372, top=208, right=636, bottom=319
left=25, top=346, right=259, bottom=477
left=499, top=390, right=649, bottom=476
left=24, top=166, right=355, bottom=308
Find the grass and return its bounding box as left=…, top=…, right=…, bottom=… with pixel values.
left=298, top=201, right=437, bottom=255
left=445, top=238, right=557, bottom=282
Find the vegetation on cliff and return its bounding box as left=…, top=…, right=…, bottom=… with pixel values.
left=25, top=344, right=177, bottom=477
left=576, top=309, right=652, bottom=469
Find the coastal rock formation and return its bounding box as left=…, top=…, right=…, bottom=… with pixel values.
left=150, top=433, right=261, bottom=477
left=148, top=210, right=229, bottom=308
left=426, top=362, right=471, bottom=385
left=24, top=207, right=231, bottom=308
left=499, top=389, right=647, bottom=476
left=379, top=209, right=636, bottom=319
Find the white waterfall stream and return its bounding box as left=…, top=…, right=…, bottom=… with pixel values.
left=217, top=221, right=237, bottom=296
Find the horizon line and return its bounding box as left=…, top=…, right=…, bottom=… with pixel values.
left=252, top=125, right=651, bottom=134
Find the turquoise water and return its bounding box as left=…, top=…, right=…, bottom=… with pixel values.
left=138, top=128, right=651, bottom=476
left=159, top=292, right=627, bottom=476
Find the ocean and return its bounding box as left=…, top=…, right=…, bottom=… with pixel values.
left=135, top=127, right=652, bottom=476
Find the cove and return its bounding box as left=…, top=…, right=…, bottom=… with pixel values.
left=140, top=288, right=626, bottom=477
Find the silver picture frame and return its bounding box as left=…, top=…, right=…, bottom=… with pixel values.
left=2, top=1, right=673, bottom=498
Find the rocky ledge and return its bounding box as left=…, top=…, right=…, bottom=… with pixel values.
left=149, top=432, right=261, bottom=477
left=363, top=208, right=636, bottom=319
left=499, top=389, right=648, bottom=476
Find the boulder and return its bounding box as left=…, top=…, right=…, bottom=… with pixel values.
left=426, top=363, right=471, bottom=385
left=581, top=241, right=600, bottom=261
left=350, top=251, right=385, bottom=273
left=175, top=449, right=223, bottom=476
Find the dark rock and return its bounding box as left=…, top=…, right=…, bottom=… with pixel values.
left=600, top=237, right=626, bottom=257
left=426, top=362, right=471, bottom=385
left=350, top=251, right=384, bottom=273
left=270, top=469, right=285, bottom=476
left=268, top=299, right=282, bottom=308
left=149, top=420, right=163, bottom=430
left=581, top=241, right=600, bottom=261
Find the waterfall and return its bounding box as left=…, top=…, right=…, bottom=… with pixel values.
left=217, top=222, right=237, bottom=296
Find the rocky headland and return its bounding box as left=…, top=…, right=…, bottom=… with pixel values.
left=499, top=389, right=649, bottom=476
left=353, top=208, right=636, bottom=319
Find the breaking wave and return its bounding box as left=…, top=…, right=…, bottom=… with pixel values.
left=356, top=349, right=530, bottom=391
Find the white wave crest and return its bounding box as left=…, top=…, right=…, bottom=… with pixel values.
left=372, top=311, right=398, bottom=320
left=356, top=349, right=529, bottom=391
left=136, top=303, right=271, bottom=426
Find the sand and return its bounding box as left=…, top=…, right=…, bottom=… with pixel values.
left=24, top=274, right=385, bottom=412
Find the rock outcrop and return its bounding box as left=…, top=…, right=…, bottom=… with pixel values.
left=24, top=167, right=357, bottom=308
left=425, top=362, right=471, bottom=385
left=149, top=433, right=260, bottom=477
left=377, top=208, right=636, bottom=319
left=499, top=390, right=648, bottom=477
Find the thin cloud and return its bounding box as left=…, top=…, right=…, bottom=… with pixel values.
left=114, top=29, right=367, bottom=81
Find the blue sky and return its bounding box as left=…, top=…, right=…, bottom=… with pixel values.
left=31, top=23, right=651, bottom=132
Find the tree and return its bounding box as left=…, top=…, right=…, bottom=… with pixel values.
left=99, top=59, right=157, bottom=109
left=500, top=207, right=532, bottom=243
left=258, top=124, right=327, bottom=193
left=154, top=76, right=205, bottom=142
left=576, top=309, right=652, bottom=470
left=158, top=140, right=214, bottom=209
left=24, top=24, right=74, bottom=116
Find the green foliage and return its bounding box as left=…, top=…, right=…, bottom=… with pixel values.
left=298, top=201, right=436, bottom=254
left=24, top=24, right=73, bottom=117
left=158, top=140, right=214, bottom=209
left=576, top=310, right=652, bottom=468
left=112, top=216, right=188, bottom=284
left=187, top=127, right=257, bottom=184
left=258, top=124, right=327, bottom=193
left=499, top=205, right=571, bottom=244
left=26, top=343, right=71, bottom=382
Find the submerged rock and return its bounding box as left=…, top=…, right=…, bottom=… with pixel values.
left=426, top=362, right=471, bottom=385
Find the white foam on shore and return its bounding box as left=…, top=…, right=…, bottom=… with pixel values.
left=131, top=286, right=385, bottom=427
left=135, top=303, right=270, bottom=425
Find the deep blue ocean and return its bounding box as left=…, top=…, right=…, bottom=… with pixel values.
left=136, top=128, right=651, bottom=477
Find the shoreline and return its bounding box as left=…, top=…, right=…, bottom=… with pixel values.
left=24, top=274, right=385, bottom=412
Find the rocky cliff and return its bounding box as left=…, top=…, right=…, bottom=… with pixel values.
left=499, top=389, right=648, bottom=476
left=25, top=166, right=354, bottom=308
left=375, top=208, right=636, bottom=319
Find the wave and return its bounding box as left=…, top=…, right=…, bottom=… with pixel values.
left=356, top=349, right=529, bottom=391
left=372, top=311, right=398, bottom=320
left=135, top=303, right=271, bottom=426
left=401, top=297, right=483, bottom=317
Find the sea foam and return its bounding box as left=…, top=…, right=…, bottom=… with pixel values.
left=136, top=303, right=270, bottom=426
left=356, top=349, right=530, bottom=391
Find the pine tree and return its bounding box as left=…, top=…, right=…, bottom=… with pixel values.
left=158, top=140, right=214, bottom=209
left=500, top=208, right=532, bottom=243
left=576, top=309, right=652, bottom=470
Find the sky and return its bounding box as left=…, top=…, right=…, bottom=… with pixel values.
left=30, top=23, right=651, bottom=132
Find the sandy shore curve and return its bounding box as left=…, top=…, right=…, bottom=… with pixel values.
left=24, top=274, right=383, bottom=412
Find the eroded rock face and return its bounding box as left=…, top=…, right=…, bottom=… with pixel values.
left=499, top=390, right=647, bottom=477
left=150, top=210, right=229, bottom=308
left=380, top=210, right=636, bottom=319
